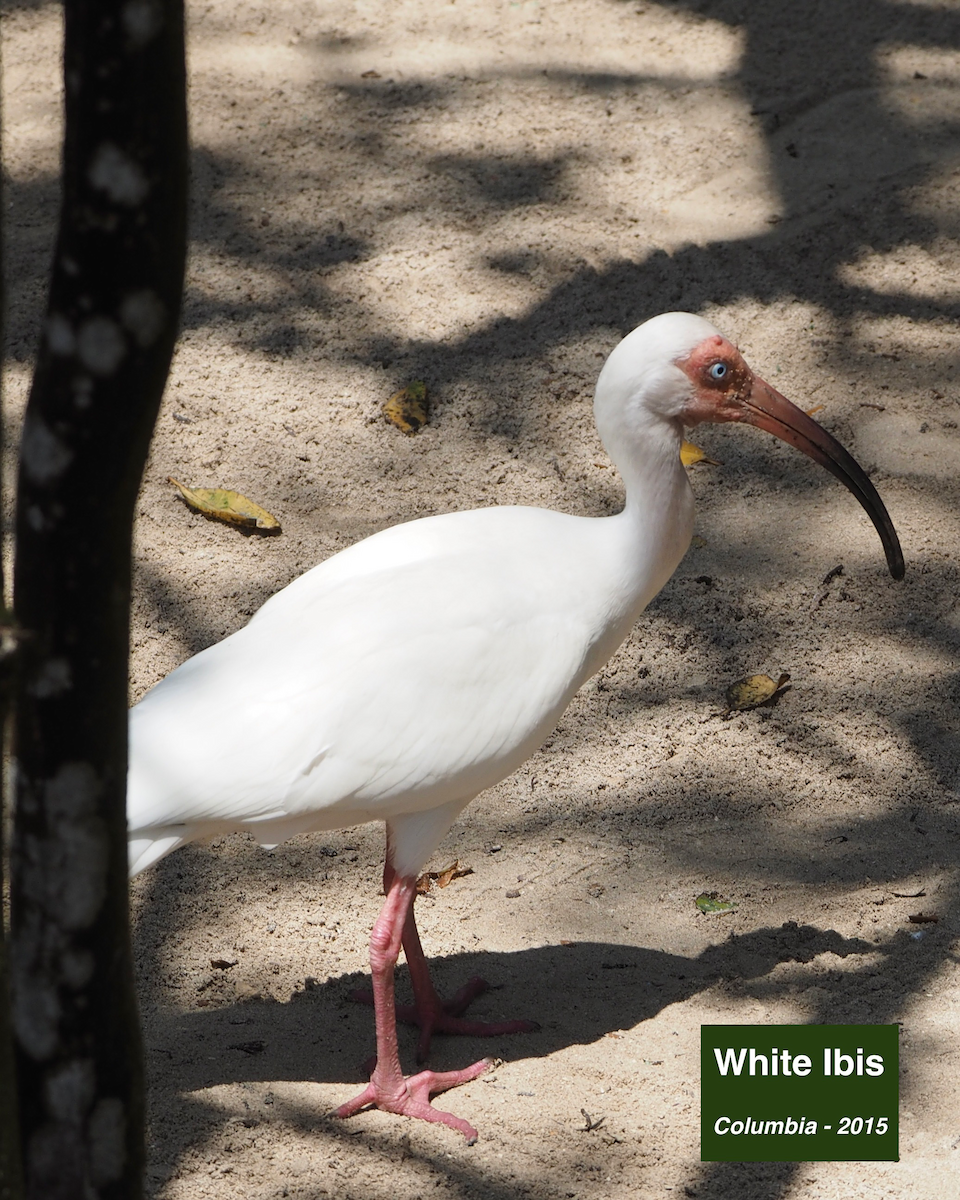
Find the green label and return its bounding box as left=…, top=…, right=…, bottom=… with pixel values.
left=701, top=1025, right=899, bottom=1162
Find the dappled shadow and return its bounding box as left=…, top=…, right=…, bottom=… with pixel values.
left=132, top=800, right=956, bottom=1196
left=7, top=0, right=960, bottom=1195
left=426, top=153, right=569, bottom=210
left=140, top=926, right=879, bottom=1095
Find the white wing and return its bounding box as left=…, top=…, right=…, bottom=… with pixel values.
left=128, top=506, right=639, bottom=840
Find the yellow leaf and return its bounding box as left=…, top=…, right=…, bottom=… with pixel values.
left=806, top=404, right=825, bottom=416
left=383, top=381, right=429, bottom=435
left=168, top=478, right=281, bottom=531
left=724, top=672, right=791, bottom=713
left=680, top=440, right=721, bottom=467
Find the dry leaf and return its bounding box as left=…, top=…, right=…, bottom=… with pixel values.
left=383, top=381, right=429, bottom=434
left=437, top=860, right=472, bottom=888
left=680, top=440, right=721, bottom=467
left=169, top=478, right=280, bottom=531
left=415, top=859, right=473, bottom=893
left=724, top=672, right=791, bottom=713
left=805, top=404, right=825, bottom=416
left=690, top=535, right=709, bottom=549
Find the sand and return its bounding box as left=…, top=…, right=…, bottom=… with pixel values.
left=4, top=1, right=960, bottom=1196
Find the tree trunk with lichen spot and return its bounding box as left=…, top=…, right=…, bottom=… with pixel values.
left=9, top=2, right=187, bottom=1197
left=0, top=44, right=24, bottom=1200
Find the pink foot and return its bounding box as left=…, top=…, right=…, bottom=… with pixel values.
left=334, top=1056, right=493, bottom=1143
left=350, top=976, right=539, bottom=1061
left=342, top=850, right=535, bottom=1142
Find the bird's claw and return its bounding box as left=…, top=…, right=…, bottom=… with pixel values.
left=334, top=1057, right=493, bottom=1142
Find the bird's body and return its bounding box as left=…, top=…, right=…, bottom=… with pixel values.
left=128, top=313, right=903, bottom=1141
left=130, top=471, right=692, bottom=879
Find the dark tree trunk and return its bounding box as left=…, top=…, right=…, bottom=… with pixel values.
left=9, top=3, right=187, bottom=1198
left=0, top=33, right=24, bottom=1198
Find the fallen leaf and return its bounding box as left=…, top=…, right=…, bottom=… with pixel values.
left=892, top=889, right=925, bottom=899
left=168, top=478, right=280, bottom=531
left=437, top=861, right=472, bottom=888
left=229, top=1040, right=266, bottom=1055
left=415, top=859, right=473, bottom=893
left=805, top=404, right=825, bottom=416
left=908, top=911, right=938, bottom=924
left=690, top=535, right=709, bottom=549
left=383, top=381, right=429, bottom=434
left=210, top=956, right=238, bottom=970
left=724, top=672, right=791, bottom=713
left=680, top=440, right=721, bottom=467
left=696, top=891, right=738, bottom=915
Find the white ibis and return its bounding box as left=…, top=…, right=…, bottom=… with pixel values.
left=128, top=312, right=903, bottom=1141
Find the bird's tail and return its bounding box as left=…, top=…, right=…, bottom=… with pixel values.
left=128, top=829, right=190, bottom=878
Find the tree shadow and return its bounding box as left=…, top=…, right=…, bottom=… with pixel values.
left=7, top=1, right=960, bottom=1194
left=129, top=772, right=960, bottom=1193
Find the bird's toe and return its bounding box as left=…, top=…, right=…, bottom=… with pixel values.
left=334, top=1058, right=492, bottom=1141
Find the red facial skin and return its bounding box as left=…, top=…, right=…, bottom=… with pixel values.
left=677, top=334, right=755, bottom=427
left=675, top=335, right=905, bottom=581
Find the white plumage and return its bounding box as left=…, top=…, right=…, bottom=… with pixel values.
left=128, top=312, right=902, bottom=1140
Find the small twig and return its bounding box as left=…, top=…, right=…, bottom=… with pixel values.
left=821, top=563, right=844, bottom=585
left=812, top=564, right=844, bottom=610
left=581, top=1108, right=606, bottom=1132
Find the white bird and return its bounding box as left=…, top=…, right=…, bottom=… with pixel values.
left=128, top=312, right=903, bottom=1141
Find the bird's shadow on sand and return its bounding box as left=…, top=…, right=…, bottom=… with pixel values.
left=144, top=922, right=890, bottom=1095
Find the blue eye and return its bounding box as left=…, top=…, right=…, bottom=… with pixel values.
left=709, top=362, right=728, bottom=381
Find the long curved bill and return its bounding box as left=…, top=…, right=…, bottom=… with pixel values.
left=743, top=376, right=905, bottom=580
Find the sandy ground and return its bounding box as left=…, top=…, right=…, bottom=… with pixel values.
left=5, top=0, right=960, bottom=1196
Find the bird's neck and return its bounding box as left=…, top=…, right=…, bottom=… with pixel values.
left=608, top=414, right=695, bottom=613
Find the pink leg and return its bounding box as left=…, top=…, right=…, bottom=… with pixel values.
left=397, top=872, right=538, bottom=1061
left=351, top=856, right=538, bottom=1062
left=334, top=872, right=492, bottom=1142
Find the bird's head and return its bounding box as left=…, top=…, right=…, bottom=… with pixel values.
left=595, top=312, right=904, bottom=580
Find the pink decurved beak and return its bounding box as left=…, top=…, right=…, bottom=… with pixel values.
left=742, top=375, right=904, bottom=580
